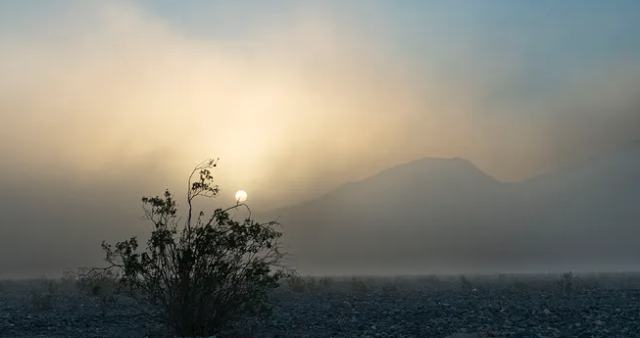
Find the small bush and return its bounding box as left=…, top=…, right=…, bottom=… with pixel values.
left=60, top=269, right=78, bottom=290
left=96, top=159, right=295, bottom=337
left=510, top=277, right=528, bottom=291
left=318, top=276, right=333, bottom=289
left=73, top=267, right=122, bottom=316
left=558, top=271, right=575, bottom=292
left=286, top=274, right=307, bottom=292
left=304, top=277, right=318, bottom=291
left=419, top=274, right=441, bottom=289
left=29, top=277, right=56, bottom=311
left=350, top=277, right=369, bottom=292
left=381, top=281, right=397, bottom=293
left=459, top=274, right=473, bottom=290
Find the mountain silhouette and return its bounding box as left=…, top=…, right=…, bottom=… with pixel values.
left=262, top=140, right=640, bottom=275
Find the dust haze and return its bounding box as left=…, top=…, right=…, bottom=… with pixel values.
left=0, top=1, right=639, bottom=278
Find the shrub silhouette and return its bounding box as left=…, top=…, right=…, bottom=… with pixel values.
left=97, top=159, right=295, bottom=336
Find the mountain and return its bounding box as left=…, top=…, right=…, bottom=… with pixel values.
left=261, top=140, right=640, bottom=275
left=518, top=140, right=640, bottom=264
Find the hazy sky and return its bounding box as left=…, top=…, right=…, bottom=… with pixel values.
left=1, top=0, right=640, bottom=209
left=1, top=0, right=640, bottom=278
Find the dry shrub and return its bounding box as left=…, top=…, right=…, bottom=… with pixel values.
left=350, top=277, right=369, bottom=292
left=287, top=274, right=307, bottom=293
left=318, top=277, right=333, bottom=289
left=28, top=277, right=57, bottom=311
left=94, top=159, right=295, bottom=336
left=72, top=267, right=123, bottom=316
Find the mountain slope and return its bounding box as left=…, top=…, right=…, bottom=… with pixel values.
left=517, top=140, right=640, bottom=261
left=261, top=140, right=640, bottom=274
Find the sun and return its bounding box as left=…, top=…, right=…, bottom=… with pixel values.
left=235, top=190, right=248, bottom=203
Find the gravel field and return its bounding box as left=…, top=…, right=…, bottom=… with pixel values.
left=1, top=273, right=640, bottom=338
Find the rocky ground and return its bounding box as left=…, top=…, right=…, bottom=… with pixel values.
left=1, top=273, right=640, bottom=338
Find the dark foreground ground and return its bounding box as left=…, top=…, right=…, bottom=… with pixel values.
left=1, top=272, right=640, bottom=338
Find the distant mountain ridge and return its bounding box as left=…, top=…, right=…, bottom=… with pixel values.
left=262, top=140, right=640, bottom=275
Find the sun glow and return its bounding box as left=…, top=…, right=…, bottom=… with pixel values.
left=235, top=190, right=248, bottom=203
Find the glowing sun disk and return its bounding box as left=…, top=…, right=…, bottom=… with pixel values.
left=235, top=190, right=248, bottom=203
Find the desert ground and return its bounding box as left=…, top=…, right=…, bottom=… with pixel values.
left=1, top=272, right=639, bottom=338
